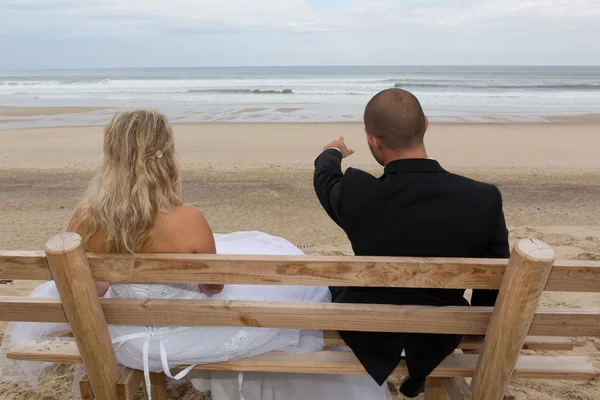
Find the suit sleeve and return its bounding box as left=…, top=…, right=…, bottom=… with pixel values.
left=313, top=149, right=344, bottom=226
left=471, top=187, right=510, bottom=307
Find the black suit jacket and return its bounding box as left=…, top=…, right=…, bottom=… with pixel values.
left=313, top=149, right=509, bottom=385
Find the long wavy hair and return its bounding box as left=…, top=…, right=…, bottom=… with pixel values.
left=76, top=110, right=183, bottom=253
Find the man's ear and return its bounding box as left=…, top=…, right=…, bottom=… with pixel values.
left=366, top=133, right=380, bottom=150
left=425, top=116, right=429, bottom=131
left=366, top=133, right=375, bottom=147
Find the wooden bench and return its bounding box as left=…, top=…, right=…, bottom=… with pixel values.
left=1, top=233, right=599, bottom=400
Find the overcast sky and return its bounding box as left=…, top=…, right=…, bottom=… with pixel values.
left=1, top=0, right=599, bottom=69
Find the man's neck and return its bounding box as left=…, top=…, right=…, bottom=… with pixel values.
left=383, top=148, right=429, bottom=165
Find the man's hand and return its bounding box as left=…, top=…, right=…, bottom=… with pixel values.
left=323, top=136, right=355, bottom=159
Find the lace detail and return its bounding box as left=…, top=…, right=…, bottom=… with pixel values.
left=109, top=283, right=200, bottom=299
left=217, top=331, right=248, bottom=355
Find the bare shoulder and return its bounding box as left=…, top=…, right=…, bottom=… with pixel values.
left=67, top=206, right=90, bottom=233
left=156, top=205, right=215, bottom=253
left=170, top=205, right=209, bottom=226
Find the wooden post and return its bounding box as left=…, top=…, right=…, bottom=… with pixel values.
left=471, top=239, right=555, bottom=400
left=45, top=233, right=120, bottom=400
left=442, top=378, right=472, bottom=400
left=425, top=377, right=449, bottom=400
left=117, top=367, right=144, bottom=400
left=146, top=372, right=168, bottom=400
left=79, top=374, right=93, bottom=400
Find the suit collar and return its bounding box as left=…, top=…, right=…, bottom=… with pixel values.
left=383, top=158, right=447, bottom=174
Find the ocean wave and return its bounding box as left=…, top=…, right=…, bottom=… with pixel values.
left=0, top=78, right=113, bottom=86
left=186, top=88, right=294, bottom=94
left=393, top=83, right=600, bottom=90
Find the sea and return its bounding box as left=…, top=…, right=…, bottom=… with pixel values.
left=1, top=66, right=599, bottom=128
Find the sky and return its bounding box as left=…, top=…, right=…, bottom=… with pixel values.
left=1, top=0, right=599, bottom=69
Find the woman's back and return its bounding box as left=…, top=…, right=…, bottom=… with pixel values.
left=70, top=204, right=219, bottom=296
left=76, top=204, right=215, bottom=254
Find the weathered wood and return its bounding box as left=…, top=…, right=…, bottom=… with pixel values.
left=471, top=239, right=556, bottom=400
left=117, top=368, right=144, bottom=400
left=101, top=301, right=495, bottom=334
left=0, top=297, right=68, bottom=322
left=8, top=341, right=600, bottom=380
left=443, top=378, right=472, bottom=400
left=45, top=233, right=120, bottom=400
left=91, top=299, right=580, bottom=337
left=145, top=372, right=167, bottom=400
left=189, top=354, right=600, bottom=379
left=0, top=251, right=51, bottom=280
left=503, top=387, right=516, bottom=400
left=544, top=259, right=600, bottom=292
left=324, top=331, right=573, bottom=351
left=442, top=378, right=472, bottom=400
left=425, top=377, right=448, bottom=400
left=7, top=334, right=572, bottom=367
left=1, top=251, right=599, bottom=292
left=80, top=374, right=93, bottom=400
left=1, top=296, right=597, bottom=336
left=7, top=340, right=80, bottom=363
left=459, top=336, right=573, bottom=352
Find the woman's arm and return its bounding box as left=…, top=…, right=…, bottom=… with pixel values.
left=183, top=207, right=223, bottom=295
left=66, top=208, right=110, bottom=297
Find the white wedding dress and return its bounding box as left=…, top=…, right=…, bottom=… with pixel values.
left=0, top=232, right=391, bottom=400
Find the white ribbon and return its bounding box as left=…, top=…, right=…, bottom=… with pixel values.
left=112, top=329, right=198, bottom=400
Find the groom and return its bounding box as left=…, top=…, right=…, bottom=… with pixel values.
left=313, top=88, right=509, bottom=397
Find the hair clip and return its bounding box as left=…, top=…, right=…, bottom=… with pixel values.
left=149, top=145, right=169, bottom=161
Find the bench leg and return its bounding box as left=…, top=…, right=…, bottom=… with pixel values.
left=143, top=372, right=167, bottom=400
left=117, top=367, right=144, bottom=400
left=442, top=378, right=472, bottom=400
left=470, top=239, right=555, bottom=400
left=80, top=374, right=94, bottom=400
left=424, top=377, right=449, bottom=400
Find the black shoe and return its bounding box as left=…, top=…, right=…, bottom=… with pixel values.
left=400, top=376, right=426, bottom=398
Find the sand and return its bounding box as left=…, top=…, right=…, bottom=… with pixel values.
left=0, top=106, right=108, bottom=118
left=0, top=117, right=599, bottom=399
left=2, top=120, right=600, bottom=171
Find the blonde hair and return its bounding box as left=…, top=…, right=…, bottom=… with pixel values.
left=76, top=110, right=183, bottom=253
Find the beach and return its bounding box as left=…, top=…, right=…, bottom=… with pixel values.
left=1, top=116, right=599, bottom=399
left=2, top=66, right=600, bottom=127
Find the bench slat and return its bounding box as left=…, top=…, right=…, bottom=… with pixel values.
left=323, top=331, right=573, bottom=351
left=0, top=251, right=51, bottom=280
left=1, top=251, right=599, bottom=292
left=459, top=335, right=573, bottom=351
left=1, top=297, right=598, bottom=337
left=8, top=340, right=599, bottom=380
left=8, top=340, right=81, bottom=363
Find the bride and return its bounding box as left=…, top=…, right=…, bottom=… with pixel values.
left=0, top=110, right=391, bottom=400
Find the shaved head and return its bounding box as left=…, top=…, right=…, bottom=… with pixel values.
left=364, top=88, right=427, bottom=150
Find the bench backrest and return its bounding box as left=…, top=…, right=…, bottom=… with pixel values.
left=1, top=233, right=599, bottom=400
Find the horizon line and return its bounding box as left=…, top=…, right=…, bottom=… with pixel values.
left=1, top=64, right=599, bottom=72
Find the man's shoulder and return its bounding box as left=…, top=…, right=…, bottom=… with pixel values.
left=445, top=171, right=501, bottom=197
left=344, top=167, right=382, bottom=183
left=337, top=168, right=384, bottom=199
